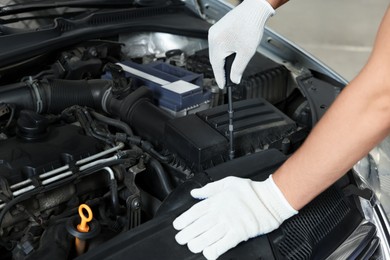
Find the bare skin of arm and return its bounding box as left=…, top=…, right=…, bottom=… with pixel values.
left=267, top=0, right=289, bottom=9
left=273, top=6, right=390, bottom=210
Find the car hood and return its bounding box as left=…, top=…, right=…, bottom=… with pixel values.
left=0, top=1, right=389, bottom=259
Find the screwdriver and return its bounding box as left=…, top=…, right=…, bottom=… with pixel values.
left=224, top=53, right=236, bottom=160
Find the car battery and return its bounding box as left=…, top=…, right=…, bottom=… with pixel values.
left=116, top=61, right=211, bottom=112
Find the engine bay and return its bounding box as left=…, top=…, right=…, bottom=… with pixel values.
left=0, top=26, right=360, bottom=259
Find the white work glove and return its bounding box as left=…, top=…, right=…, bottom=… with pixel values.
left=208, top=0, right=275, bottom=89
left=173, top=175, right=297, bottom=260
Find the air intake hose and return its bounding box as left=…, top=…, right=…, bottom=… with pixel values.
left=104, top=86, right=173, bottom=143
left=0, top=78, right=173, bottom=143
left=0, top=78, right=113, bottom=114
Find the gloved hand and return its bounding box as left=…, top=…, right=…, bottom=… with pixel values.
left=173, top=175, right=297, bottom=260
left=208, top=0, right=275, bottom=89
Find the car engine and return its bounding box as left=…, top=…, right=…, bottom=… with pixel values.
left=0, top=30, right=361, bottom=260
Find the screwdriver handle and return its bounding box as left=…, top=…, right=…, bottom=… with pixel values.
left=224, top=53, right=236, bottom=160
left=224, top=53, right=236, bottom=87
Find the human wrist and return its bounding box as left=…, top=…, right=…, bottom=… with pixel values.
left=272, top=162, right=308, bottom=211
left=266, top=0, right=288, bottom=9
left=253, top=175, right=298, bottom=222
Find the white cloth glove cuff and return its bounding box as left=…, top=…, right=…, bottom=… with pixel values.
left=245, top=0, right=275, bottom=27
left=253, top=175, right=298, bottom=223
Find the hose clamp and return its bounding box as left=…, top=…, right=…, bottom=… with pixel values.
left=101, top=87, right=112, bottom=114
left=27, top=77, right=43, bottom=113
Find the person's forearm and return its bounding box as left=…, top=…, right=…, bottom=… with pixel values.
left=274, top=74, right=390, bottom=210
left=267, top=0, right=288, bottom=9
left=273, top=7, right=390, bottom=210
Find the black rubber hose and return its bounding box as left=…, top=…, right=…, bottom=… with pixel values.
left=148, top=158, right=173, bottom=199
left=109, top=179, right=120, bottom=214
left=84, top=110, right=169, bottom=163
left=138, top=139, right=171, bottom=163
left=0, top=82, right=36, bottom=111
left=91, top=110, right=134, bottom=136
left=0, top=80, right=172, bottom=152
left=41, top=79, right=112, bottom=114
left=0, top=79, right=113, bottom=114
left=106, top=86, right=173, bottom=143
left=75, top=108, right=112, bottom=144
left=149, top=148, right=171, bottom=163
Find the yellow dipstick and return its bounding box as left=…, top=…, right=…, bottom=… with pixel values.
left=75, top=204, right=93, bottom=256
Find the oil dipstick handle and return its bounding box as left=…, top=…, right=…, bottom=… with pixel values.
left=75, top=204, right=93, bottom=256
left=224, top=53, right=236, bottom=160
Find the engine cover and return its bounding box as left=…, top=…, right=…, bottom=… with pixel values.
left=0, top=124, right=102, bottom=186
